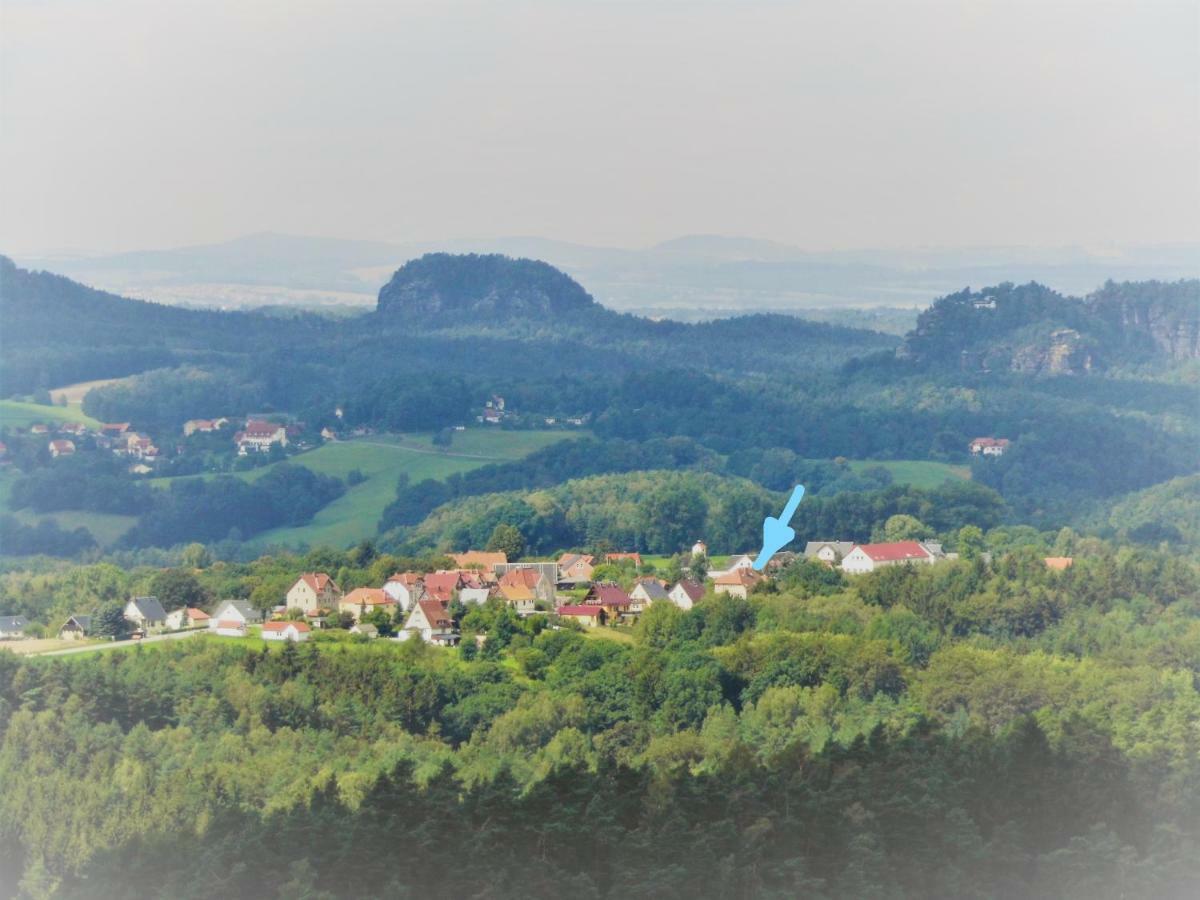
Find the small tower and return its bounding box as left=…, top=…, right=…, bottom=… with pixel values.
left=691, top=540, right=708, bottom=558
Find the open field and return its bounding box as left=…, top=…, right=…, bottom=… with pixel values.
left=843, top=459, right=970, bottom=489
left=242, top=430, right=576, bottom=549
left=0, top=400, right=102, bottom=430
left=49, top=377, right=128, bottom=408
left=9, top=508, right=137, bottom=548
left=0, top=638, right=81, bottom=655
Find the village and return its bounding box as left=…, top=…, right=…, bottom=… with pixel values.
left=0, top=532, right=1075, bottom=650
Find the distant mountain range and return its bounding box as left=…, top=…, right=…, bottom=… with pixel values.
left=14, top=232, right=1200, bottom=317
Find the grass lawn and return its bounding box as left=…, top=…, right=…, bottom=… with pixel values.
left=580, top=626, right=635, bottom=644
left=0, top=400, right=102, bottom=430
left=842, top=459, right=970, bottom=490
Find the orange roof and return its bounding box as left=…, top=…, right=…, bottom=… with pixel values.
left=299, top=572, right=336, bottom=593
left=186, top=608, right=210, bottom=621
left=264, top=620, right=310, bottom=633
left=342, top=588, right=393, bottom=607
left=714, top=569, right=762, bottom=586
left=1044, top=557, right=1074, bottom=570
left=388, top=572, right=423, bottom=587
left=451, top=551, right=507, bottom=569
left=499, top=583, right=535, bottom=602
left=414, top=599, right=453, bottom=628
left=499, top=568, right=541, bottom=590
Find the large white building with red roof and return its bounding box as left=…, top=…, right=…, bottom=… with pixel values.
left=839, top=541, right=937, bottom=574
left=235, top=419, right=288, bottom=455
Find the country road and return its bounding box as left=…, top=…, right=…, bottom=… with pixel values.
left=34, top=628, right=207, bottom=657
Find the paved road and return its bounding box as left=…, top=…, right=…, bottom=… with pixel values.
left=35, top=629, right=206, bottom=657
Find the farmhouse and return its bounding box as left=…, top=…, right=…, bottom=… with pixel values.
left=556, top=605, right=606, bottom=628
left=210, top=600, right=262, bottom=628
left=286, top=572, right=342, bottom=612
left=48, top=439, right=76, bottom=458
left=339, top=588, right=395, bottom=622
left=0, top=615, right=28, bottom=639
left=557, top=553, right=595, bottom=584
left=165, top=607, right=210, bottom=630
left=124, top=596, right=167, bottom=631
left=235, top=419, right=288, bottom=455
left=969, top=437, right=1010, bottom=457
left=840, top=541, right=936, bottom=574
left=396, top=600, right=458, bottom=645
left=712, top=569, right=763, bottom=600
left=58, top=615, right=92, bottom=640
left=669, top=580, right=705, bottom=611
left=262, top=621, right=311, bottom=642
left=803, top=541, right=856, bottom=565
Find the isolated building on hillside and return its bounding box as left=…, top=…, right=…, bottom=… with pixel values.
left=262, top=621, right=311, bottom=642
left=669, top=580, right=705, bottom=611
left=235, top=419, right=288, bottom=455
left=286, top=573, right=342, bottom=612
left=712, top=569, right=763, bottom=600
left=969, top=437, right=1010, bottom=457
left=48, top=439, right=76, bottom=457
left=1044, top=556, right=1074, bottom=571
left=840, top=541, right=936, bottom=574
left=124, top=596, right=167, bottom=631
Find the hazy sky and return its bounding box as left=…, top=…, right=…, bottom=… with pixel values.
left=2, top=0, right=1197, bottom=255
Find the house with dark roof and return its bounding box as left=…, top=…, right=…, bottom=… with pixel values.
left=628, top=578, right=668, bottom=612
left=59, top=615, right=92, bottom=640
left=124, top=596, right=167, bottom=631
left=210, top=600, right=262, bottom=628
left=803, top=541, right=856, bottom=565
left=396, top=600, right=458, bottom=645
left=0, top=615, right=28, bottom=639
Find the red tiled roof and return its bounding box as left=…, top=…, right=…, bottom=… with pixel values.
left=557, top=605, right=603, bottom=616
left=673, top=580, right=705, bottom=602
left=264, top=620, right=310, bottom=633
left=499, top=568, right=541, bottom=590
left=415, top=599, right=453, bottom=628
left=856, top=541, right=932, bottom=562
left=342, top=588, right=393, bottom=606
left=186, top=608, right=210, bottom=621
left=585, top=583, right=631, bottom=607
left=388, top=572, right=423, bottom=587
left=243, top=420, right=283, bottom=438
left=714, top=569, right=761, bottom=586
left=299, top=572, right=335, bottom=593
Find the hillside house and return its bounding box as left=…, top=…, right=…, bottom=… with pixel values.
left=669, top=580, right=705, bottom=611
left=123, top=434, right=159, bottom=460
left=713, top=569, right=763, bottom=600
left=803, top=541, right=856, bottom=566
left=0, top=615, right=28, bottom=639
left=383, top=573, right=424, bottom=611
left=124, top=596, right=167, bottom=631
left=498, top=581, right=538, bottom=615
left=605, top=552, right=643, bottom=568
left=339, top=588, right=395, bottom=622
left=213, top=619, right=247, bottom=637
left=451, top=551, right=508, bottom=572
left=48, top=439, right=76, bottom=458
left=707, top=554, right=755, bottom=581
left=969, top=437, right=1010, bottom=456
left=262, top=621, right=311, bottom=642
left=498, top=565, right=555, bottom=603
left=210, top=600, right=262, bottom=628
left=557, top=553, right=595, bottom=585
left=556, top=605, right=606, bottom=628
left=396, top=600, right=458, bottom=645
left=101, top=423, right=130, bottom=436
left=628, top=578, right=668, bottom=612
left=583, top=583, right=633, bottom=616
left=286, top=572, right=342, bottom=613
left=235, top=419, right=288, bottom=455
left=59, top=615, right=92, bottom=640
left=840, top=541, right=936, bottom=574
left=165, top=607, right=210, bottom=630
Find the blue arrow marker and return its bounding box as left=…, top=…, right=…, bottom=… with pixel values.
left=753, top=484, right=805, bottom=570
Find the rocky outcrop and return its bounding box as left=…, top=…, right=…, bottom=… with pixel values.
left=1087, top=280, right=1200, bottom=362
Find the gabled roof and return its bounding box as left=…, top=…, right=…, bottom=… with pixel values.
left=605, top=552, right=643, bottom=567
left=49, top=439, right=76, bottom=452
left=672, top=580, right=705, bottom=602
left=0, top=615, right=27, bottom=630
left=216, top=619, right=246, bottom=630
left=804, top=541, right=856, bottom=557
left=216, top=599, right=259, bottom=620
left=297, top=572, right=337, bottom=593
left=63, top=614, right=91, bottom=630
left=264, top=620, right=310, bottom=633
left=499, top=582, right=535, bottom=602
left=243, top=419, right=284, bottom=438
left=557, top=605, right=603, bottom=616
left=414, top=599, right=453, bottom=629
left=558, top=553, right=595, bottom=570
left=342, top=588, right=393, bottom=607
left=631, top=578, right=669, bottom=599
left=127, top=596, right=167, bottom=621
left=714, top=569, right=762, bottom=587
left=499, top=567, right=542, bottom=590
left=585, top=583, right=631, bottom=607
left=388, top=572, right=424, bottom=587
left=451, top=551, right=507, bottom=569
left=970, top=437, right=1010, bottom=448
left=854, top=541, right=932, bottom=562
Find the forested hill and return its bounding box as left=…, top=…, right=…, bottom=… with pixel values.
left=897, top=279, right=1200, bottom=374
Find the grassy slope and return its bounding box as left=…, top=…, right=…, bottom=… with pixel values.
left=0, top=467, right=137, bottom=548
left=843, top=459, right=970, bottom=490
left=244, top=431, right=577, bottom=549
left=0, top=400, right=102, bottom=429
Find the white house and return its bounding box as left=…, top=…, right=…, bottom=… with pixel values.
left=165, top=607, right=210, bottom=630
left=383, top=573, right=424, bottom=612
left=285, top=572, right=342, bottom=613
left=0, top=615, right=28, bottom=639
left=124, top=596, right=167, bottom=631
left=210, top=600, right=262, bottom=628
left=803, top=541, right=856, bottom=566
left=262, top=621, right=311, bottom=642
left=706, top=554, right=755, bottom=581
left=839, top=541, right=936, bottom=575
left=668, top=580, right=705, bottom=611
left=396, top=600, right=458, bottom=645
left=48, top=439, right=76, bottom=458
left=712, top=569, right=763, bottom=600
left=235, top=419, right=288, bottom=455
left=628, top=579, right=669, bottom=613
left=458, top=586, right=492, bottom=606
left=969, top=437, right=1010, bottom=457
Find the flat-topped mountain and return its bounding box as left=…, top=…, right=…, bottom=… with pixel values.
left=376, top=253, right=604, bottom=322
